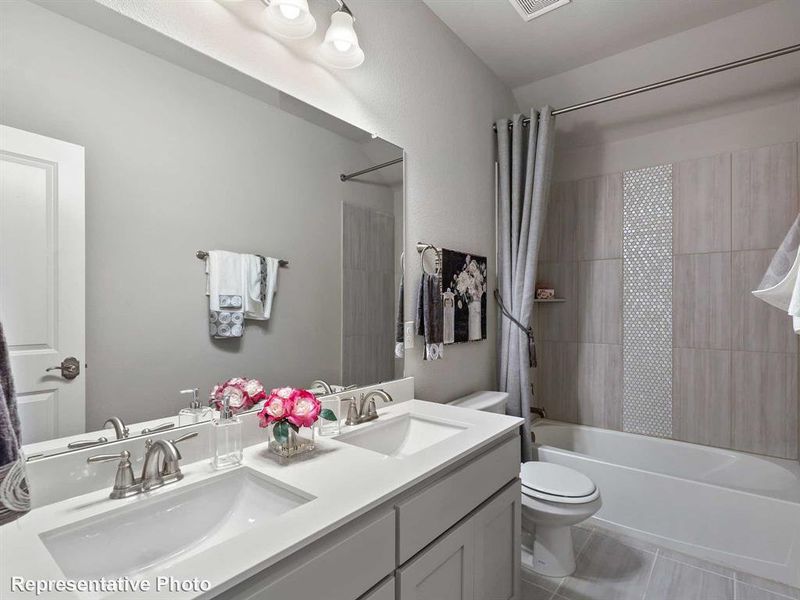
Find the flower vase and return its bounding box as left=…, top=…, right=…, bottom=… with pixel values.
left=269, top=426, right=315, bottom=458
left=468, top=300, right=482, bottom=341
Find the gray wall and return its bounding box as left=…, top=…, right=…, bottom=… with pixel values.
left=72, top=0, right=519, bottom=405
left=1, top=1, right=398, bottom=428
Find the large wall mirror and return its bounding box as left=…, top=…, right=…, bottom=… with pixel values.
left=0, top=0, right=404, bottom=458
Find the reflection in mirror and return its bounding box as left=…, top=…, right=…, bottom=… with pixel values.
left=0, top=1, right=404, bottom=459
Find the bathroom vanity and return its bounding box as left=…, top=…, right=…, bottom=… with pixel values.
left=2, top=396, right=523, bottom=600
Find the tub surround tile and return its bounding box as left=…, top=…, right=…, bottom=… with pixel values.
left=536, top=342, right=578, bottom=423
left=557, top=530, right=656, bottom=600
left=673, top=253, right=732, bottom=350
left=732, top=250, right=799, bottom=354
left=578, top=343, right=622, bottom=430
left=578, top=259, right=623, bottom=344
left=541, top=181, right=577, bottom=262
left=537, top=262, right=578, bottom=342
left=644, top=556, right=733, bottom=600
left=732, top=143, right=799, bottom=252
left=672, top=348, right=732, bottom=448
left=576, top=173, right=623, bottom=261
left=732, top=351, right=798, bottom=459
left=673, top=153, right=732, bottom=255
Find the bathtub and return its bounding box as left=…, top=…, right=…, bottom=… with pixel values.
left=533, top=420, right=800, bottom=587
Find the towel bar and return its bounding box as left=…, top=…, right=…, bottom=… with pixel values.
left=196, top=250, right=288, bottom=267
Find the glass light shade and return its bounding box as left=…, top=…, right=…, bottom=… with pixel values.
left=265, top=0, right=316, bottom=40
left=318, top=11, right=364, bottom=69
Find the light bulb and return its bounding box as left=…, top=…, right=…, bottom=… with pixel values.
left=319, top=10, right=364, bottom=69
left=264, top=0, right=316, bottom=39
left=333, top=39, right=352, bottom=53
left=279, top=4, right=301, bottom=20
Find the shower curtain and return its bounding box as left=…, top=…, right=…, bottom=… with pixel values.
left=496, top=108, right=555, bottom=461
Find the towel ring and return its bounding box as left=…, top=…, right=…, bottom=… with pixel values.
left=419, top=244, right=441, bottom=276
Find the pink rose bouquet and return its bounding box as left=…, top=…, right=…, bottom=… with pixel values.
left=258, top=387, right=336, bottom=444
left=209, top=377, right=266, bottom=413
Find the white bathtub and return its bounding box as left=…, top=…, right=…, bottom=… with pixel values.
left=533, top=420, right=800, bottom=587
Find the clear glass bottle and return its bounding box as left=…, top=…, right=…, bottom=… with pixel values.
left=178, top=388, right=213, bottom=426
left=212, top=390, right=242, bottom=469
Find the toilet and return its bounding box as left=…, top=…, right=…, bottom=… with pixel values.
left=448, top=391, right=602, bottom=578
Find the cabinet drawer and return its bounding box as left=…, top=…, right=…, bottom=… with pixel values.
left=219, top=510, right=395, bottom=600
left=396, top=435, right=519, bottom=563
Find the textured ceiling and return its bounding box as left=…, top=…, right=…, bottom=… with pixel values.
left=423, top=0, right=771, bottom=88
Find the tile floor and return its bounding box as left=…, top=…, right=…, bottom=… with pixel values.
left=522, top=523, right=800, bottom=600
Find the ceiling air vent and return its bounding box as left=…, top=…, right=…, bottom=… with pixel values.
left=508, top=0, right=571, bottom=22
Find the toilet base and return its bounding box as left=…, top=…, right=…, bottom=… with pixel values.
left=522, top=525, right=576, bottom=577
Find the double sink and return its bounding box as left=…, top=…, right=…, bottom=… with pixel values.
left=39, top=406, right=470, bottom=582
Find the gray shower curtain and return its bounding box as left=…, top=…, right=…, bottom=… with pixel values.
left=496, top=108, right=555, bottom=461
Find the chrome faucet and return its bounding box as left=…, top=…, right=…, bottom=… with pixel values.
left=345, top=389, right=394, bottom=425
left=66, top=416, right=130, bottom=449
left=104, top=416, right=129, bottom=440
left=87, top=431, right=198, bottom=499
left=310, top=379, right=334, bottom=395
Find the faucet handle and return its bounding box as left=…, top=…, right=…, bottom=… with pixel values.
left=171, top=431, right=199, bottom=445
left=87, top=450, right=130, bottom=464
left=88, top=450, right=137, bottom=499
left=140, top=422, right=175, bottom=435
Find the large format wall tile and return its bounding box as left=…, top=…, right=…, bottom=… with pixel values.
left=732, top=142, right=799, bottom=251
left=540, top=181, right=577, bottom=262
left=578, top=259, right=622, bottom=344
left=673, top=348, right=732, bottom=448
left=673, top=253, right=732, bottom=350
left=578, top=343, right=622, bottom=430
left=536, top=341, right=578, bottom=423
left=732, top=351, right=798, bottom=459
left=673, top=153, right=731, bottom=255
left=576, top=173, right=623, bottom=261
left=536, top=261, right=577, bottom=342
left=732, top=250, right=799, bottom=354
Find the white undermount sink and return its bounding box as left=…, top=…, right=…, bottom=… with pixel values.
left=335, top=412, right=468, bottom=458
left=40, top=467, right=313, bottom=580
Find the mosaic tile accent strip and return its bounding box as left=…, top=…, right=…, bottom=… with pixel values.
left=622, top=165, right=673, bottom=437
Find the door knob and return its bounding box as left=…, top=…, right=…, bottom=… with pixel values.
left=45, top=356, right=81, bottom=380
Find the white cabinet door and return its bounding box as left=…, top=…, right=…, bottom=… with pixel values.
left=0, top=125, right=85, bottom=443
left=398, top=517, right=474, bottom=600
left=473, top=481, right=521, bottom=600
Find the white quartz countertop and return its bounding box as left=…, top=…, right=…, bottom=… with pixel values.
left=1, top=400, right=523, bottom=600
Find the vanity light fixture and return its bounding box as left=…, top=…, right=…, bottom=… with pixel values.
left=264, top=0, right=317, bottom=39
left=318, top=2, right=364, bottom=69
left=261, top=0, right=365, bottom=69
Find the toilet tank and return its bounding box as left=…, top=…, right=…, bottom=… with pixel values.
left=447, top=391, right=508, bottom=414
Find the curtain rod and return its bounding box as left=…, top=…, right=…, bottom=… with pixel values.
left=340, top=156, right=403, bottom=182
left=493, top=43, right=800, bottom=132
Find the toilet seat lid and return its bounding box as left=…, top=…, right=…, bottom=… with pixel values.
left=520, top=462, right=596, bottom=499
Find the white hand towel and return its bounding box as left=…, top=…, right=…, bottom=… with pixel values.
left=263, top=257, right=280, bottom=319
left=243, top=254, right=267, bottom=320
left=207, top=251, right=244, bottom=310
left=790, top=255, right=800, bottom=335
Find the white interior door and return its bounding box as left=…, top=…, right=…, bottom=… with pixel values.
left=0, top=124, right=85, bottom=444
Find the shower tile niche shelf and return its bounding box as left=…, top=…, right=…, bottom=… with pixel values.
left=534, top=298, right=566, bottom=303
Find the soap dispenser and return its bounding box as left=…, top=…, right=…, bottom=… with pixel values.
left=212, top=390, right=243, bottom=470
left=178, top=388, right=213, bottom=426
